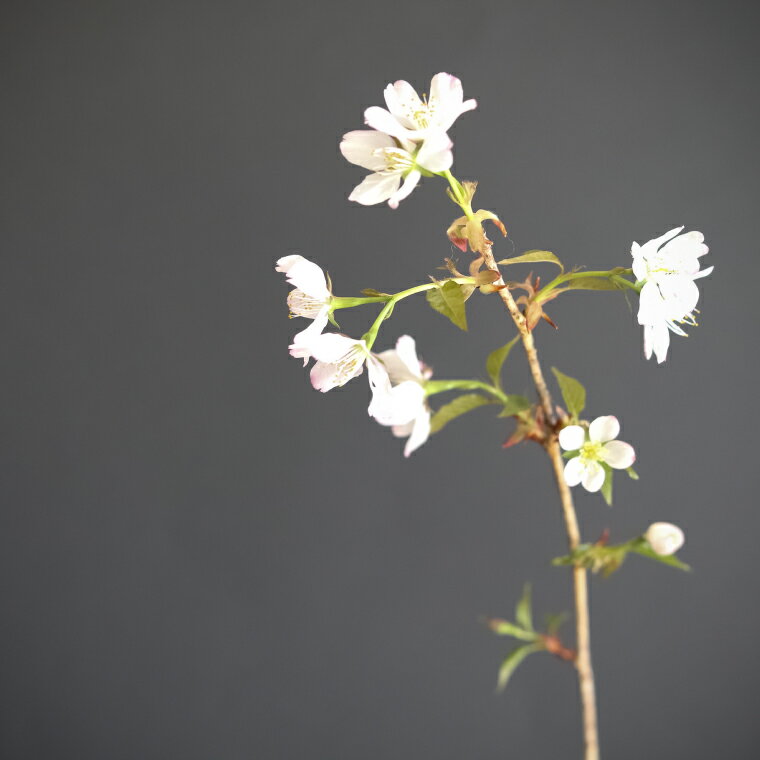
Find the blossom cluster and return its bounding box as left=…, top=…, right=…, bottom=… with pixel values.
left=340, top=73, right=475, bottom=208
left=274, top=70, right=708, bottom=567
left=276, top=255, right=431, bottom=456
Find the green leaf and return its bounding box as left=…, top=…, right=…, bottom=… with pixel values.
left=497, top=644, right=542, bottom=692
left=497, top=250, right=564, bottom=272
left=545, top=612, right=569, bottom=636
left=551, top=368, right=586, bottom=419
left=600, top=463, right=613, bottom=506
left=497, top=395, right=532, bottom=417
left=430, top=394, right=491, bottom=434
left=486, top=335, right=519, bottom=389
left=489, top=619, right=539, bottom=642
left=426, top=280, right=468, bottom=331
left=560, top=277, right=620, bottom=291
left=515, top=584, right=534, bottom=632
left=630, top=543, right=691, bottom=571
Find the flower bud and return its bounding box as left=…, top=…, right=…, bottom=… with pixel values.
left=645, top=522, right=685, bottom=556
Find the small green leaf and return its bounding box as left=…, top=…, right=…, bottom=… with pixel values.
left=426, top=280, right=468, bottom=331
left=551, top=368, right=586, bottom=419
left=497, top=643, right=542, bottom=692
left=497, top=250, right=564, bottom=272
left=600, top=464, right=613, bottom=506
left=630, top=543, right=691, bottom=571
left=430, top=394, right=491, bottom=434
left=515, top=584, right=534, bottom=632
left=560, top=277, right=620, bottom=291
left=626, top=466, right=639, bottom=480
left=489, top=619, right=539, bottom=642
left=545, top=612, right=569, bottom=636
left=497, top=395, right=532, bottom=417
left=486, top=335, right=519, bottom=389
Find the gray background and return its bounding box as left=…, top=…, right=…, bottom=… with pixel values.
left=2, top=0, right=758, bottom=758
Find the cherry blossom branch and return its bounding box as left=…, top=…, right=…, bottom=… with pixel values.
left=443, top=169, right=600, bottom=760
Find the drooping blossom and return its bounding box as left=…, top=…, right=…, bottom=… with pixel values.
left=302, top=333, right=377, bottom=393
left=559, top=416, right=636, bottom=493
left=364, top=72, right=477, bottom=143
left=275, top=255, right=333, bottom=362
left=340, top=130, right=453, bottom=208
left=645, top=522, right=685, bottom=556
left=632, top=226, right=713, bottom=363
left=369, top=335, right=432, bottom=457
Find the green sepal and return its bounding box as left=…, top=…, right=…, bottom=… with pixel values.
left=496, top=643, right=543, bottom=692
left=497, top=250, right=564, bottom=272
left=430, top=393, right=492, bottom=434
left=485, top=335, right=519, bottom=390
left=626, top=466, right=639, bottom=480
left=551, top=367, right=586, bottom=419
left=327, top=311, right=340, bottom=329
left=562, top=449, right=579, bottom=459
left=426, top=280, right=468, bottom=331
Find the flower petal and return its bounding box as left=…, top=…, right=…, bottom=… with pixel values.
left=368, top=380, right=425, bottom=426
left=589, top=415, right=620, bottom=443
left=388, top=170, right=421, bottom=209
left=564, top=456, right=586, bottom=487
left=428, top=73, right=476, bottom=130
left=558, top=425, right=585, bottom=451
left=289, top=312, right=329, bottom=363
left=415, top=131, right=454, bottom=172
left=363, top=106, right=414, bottom=140
left=383, top=80, right=422, bottom=129
left=348, top=172, right=401, bottom=206
left=394, top=335, right=422, bottom=379
left=340, top=130, right=395, bottom=171
left=647, top=321, right=670, bottom=363
left=403, top=409, right=431, bottom=457
left=392, top=420, right=415, bottom=438
left=307, top=333, right=362, bottom=363
left=600, top=440, right=636, bottom=469
left=581, top=461, right=605, bottom=492
left=276, top=255, right=330, bottom=300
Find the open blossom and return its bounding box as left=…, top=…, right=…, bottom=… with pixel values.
left=369, top=335, right=432, bottom=457
left=559, top=416, right=636, bottom=493
left=340, top=130, right=453, bottom=208
left=364, top=72, right=477, bottom=143
left=645, top=522, right=685, bottom=556
left=275, top=255, right=332, bottom=362
left=632, top=226, right=713, bottom=363
left=299, top=333, right=375, bottom=392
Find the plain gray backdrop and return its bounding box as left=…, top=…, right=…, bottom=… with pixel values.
left=2, top=1, right=759, bottom=758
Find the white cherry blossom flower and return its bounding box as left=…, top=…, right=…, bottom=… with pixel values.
left=369, top=335, right=432, bottom=457
left=632, top=226, right=713, bottom=363
left=364, top=72, right=476, bottom=143
left=559, top=416, right=636, bottom=493
left=645, top=522, right=685, bottom=556
left=340, top=130, right=453, bottom=208
left=275, top=255, right=333, bottom=363
left=303, top=333, right=376, bottom=393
